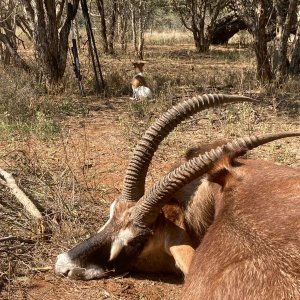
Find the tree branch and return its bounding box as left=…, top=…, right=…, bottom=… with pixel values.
left=0, top=168, right=43, bottom=221
left=0, top=235, right=35, bottom=243
left=0, top=32, right=31, bottom=71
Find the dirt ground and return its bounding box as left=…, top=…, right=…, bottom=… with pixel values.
left=0, top=44, right=299, bottom=300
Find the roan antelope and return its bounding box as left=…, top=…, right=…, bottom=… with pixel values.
left=55, top=94, right=300, bottom=299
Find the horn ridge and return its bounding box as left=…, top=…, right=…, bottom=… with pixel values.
left=122, top=94, right=255, bottom=201
left=132, top=132, right=300, bottom=226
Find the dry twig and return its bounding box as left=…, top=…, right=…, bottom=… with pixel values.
left=0, top=236, right=35, bottom=244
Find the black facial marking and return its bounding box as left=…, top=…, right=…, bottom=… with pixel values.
left=68, top=228, right=112, bottom=266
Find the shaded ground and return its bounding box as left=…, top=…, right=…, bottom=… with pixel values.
left=0, top=43, right=299, bottom=300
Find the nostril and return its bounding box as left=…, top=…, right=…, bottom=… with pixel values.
left=56, top=270, right=67, bottom=277
left=60, top=269, right=70, bottom=277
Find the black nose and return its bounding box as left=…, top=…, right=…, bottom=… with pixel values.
left=57, top=268, right=70, bottom=277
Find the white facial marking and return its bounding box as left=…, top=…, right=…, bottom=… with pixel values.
left=55, top=252, right=78, bottom=276
left=109, top=228, right=135, bottom=261
left=109, top=239, right=124, bottom=261
left=98, top=200, right=117, bottom=233
left=118, top=228, right=135, bottom=245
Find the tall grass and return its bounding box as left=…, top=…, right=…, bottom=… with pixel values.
left=145, top=30, right=193, bottom=45
left=0, top=67, right=89, bottom=140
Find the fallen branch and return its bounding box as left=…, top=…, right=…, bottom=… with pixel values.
left=0, top=168, right=43, bottom=220
left=0, top=168, right=47, bottom=235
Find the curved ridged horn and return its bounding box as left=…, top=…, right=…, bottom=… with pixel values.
left=122, top=94, right=255, bottom=201
left=131, top=132, right=300, bottom=226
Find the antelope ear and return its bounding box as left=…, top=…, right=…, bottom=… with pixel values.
left=208, top=147, right=247, bottom=187
left=164, top=220, right=195, bottom=275
left=169, top=243, right=195, bottom=276
left=209, top=167, right=230, bottom=187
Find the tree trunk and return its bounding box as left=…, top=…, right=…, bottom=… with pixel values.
left=137, top=4, right=145, bottom=60
left=131, top=7, right=138, bottom=54
left=32, top=0, right=79, bottom=84
left=194, top=37, right=210, bottom=52
left=118, top=1, right=129, bottom=52
left=193, top=29, right=210, bottom=52
left=272, top=0, right=298, bottom=82
left=253, top=33, right=273, bottom=82
left=107, top=0, right=117, bottom=55
left=0, top=1, right=18, bottom=66
left=290, top=23, right=300, bottom=75
left=137, top=30, right=144, bottom=59
left=95, top=0, right=109, bottom=54
left=16, top=15, right=33, bottom=40
left=119, top=18, right=128, bottom=52
left=235, top=1, right=274, bottom=83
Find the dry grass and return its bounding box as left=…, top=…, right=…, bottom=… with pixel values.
left=0, top=37, right=299, bottom=299
left=145, top=30, right=193, bottom=45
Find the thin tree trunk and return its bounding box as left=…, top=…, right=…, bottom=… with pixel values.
left=118, top=1, right=129, bottom=52
left=273, top=0, right=298, bottom=82
left=0, top=32, right=31, bottom=71
left=57, top=2, right=79, bottom=78
left=290, top=22, right=300, bottom=74
left=253, top=32, right=273, bottom=82
left=95, top=0, right=108, bottom=54
left=131, top=7, right=138, bottom=54
left=107, top=0, right=117, bottom=55
left=120, top=18, right=128, bottom=52
left=137, top=6, right=144, bottom=60
left=16, top=16, right=33, bottom=40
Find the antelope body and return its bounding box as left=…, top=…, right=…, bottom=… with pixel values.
left=55, top=94, right=300, bottom=299
left=131, top=62, right=152, bottom=100
left=182, top=158, right=300, bottom=299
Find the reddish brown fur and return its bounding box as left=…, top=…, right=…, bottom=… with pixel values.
left=182, top=158, right=300, bottom=299
left=133, top=62, right=144, bottom=73
left=132, top=62, right=147, bottom=88
left=185, top=139, right=228, bottom=160
left=131, top=201, right=187, bottom=274
left=135, top=147, right=300, bottom=297
left=127, top=200, right=192, bottom=274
